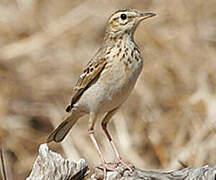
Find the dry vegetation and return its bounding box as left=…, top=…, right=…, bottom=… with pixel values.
left=0, top=0, right=216, bottom=179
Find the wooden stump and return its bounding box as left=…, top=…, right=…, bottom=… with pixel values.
left=26, top=144, right=216, bottom=180
left=26, top=144, right=88, bottom=180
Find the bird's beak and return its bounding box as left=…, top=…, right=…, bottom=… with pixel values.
left=139, top=12, right=156, bottom=20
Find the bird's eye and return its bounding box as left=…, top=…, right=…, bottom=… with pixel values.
left=120, top=14, right=127, bottom=20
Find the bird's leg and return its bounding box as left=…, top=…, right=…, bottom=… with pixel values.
left=88, top=113, right=116, bottom=178
left=101, top=108, right=134, bottom=171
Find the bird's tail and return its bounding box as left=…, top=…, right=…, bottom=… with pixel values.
left=47, top=113, right=81, bottom=143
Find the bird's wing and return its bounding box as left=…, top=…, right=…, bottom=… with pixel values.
left=66, top=47, right=107, bottom=112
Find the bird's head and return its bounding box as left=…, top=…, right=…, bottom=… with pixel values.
left=105, top=9, right=156, bottom=41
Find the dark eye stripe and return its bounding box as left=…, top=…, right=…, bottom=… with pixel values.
left=112, top=17, right=119, bottom=21
left=112, top=15, right=134, bottom=22
left=127, top=16, right=133, bottom=19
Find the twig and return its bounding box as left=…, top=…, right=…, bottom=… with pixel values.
left=0, top=147, right=7, bottom=180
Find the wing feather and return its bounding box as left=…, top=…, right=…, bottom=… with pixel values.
left=66, top=48, right=107, bottom=112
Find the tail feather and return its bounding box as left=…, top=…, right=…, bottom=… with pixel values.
left=47, top=114, right=79, bottom=143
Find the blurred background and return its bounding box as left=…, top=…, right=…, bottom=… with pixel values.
left=0, top=0, right=216, bottom=179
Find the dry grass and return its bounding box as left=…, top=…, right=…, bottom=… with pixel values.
left=0, top=0, right=216, bottom=179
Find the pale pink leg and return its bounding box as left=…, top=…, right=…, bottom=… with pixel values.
left=101, top=108, right=134, bottom=171
left=88, top=129, right=106, bottom=164
left=88, top=113, right=116, bottom=178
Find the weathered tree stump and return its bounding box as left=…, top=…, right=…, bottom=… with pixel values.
left=26, top=144, right=88, bottom=180
left=26, top=144, right=216, bottom=180
left=92, top=165, right=216, bottom=180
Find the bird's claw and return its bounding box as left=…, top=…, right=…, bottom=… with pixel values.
left=95, top=159, right=134, bottom=179
left=95, top=162, right=118, bottom=179
left=115, top=158, right=135, bottom=172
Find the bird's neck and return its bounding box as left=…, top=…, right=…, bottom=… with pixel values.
left=104, top=30, right=134, bottom=45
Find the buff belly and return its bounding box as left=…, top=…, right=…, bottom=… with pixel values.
left=76, top=59, right=142, bottom=114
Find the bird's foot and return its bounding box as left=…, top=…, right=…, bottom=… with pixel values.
left=115, top=157, right=135, bottom=172
left=95, top=160, right=134, bottom=179
left=95, top=162, right=118, bottom=179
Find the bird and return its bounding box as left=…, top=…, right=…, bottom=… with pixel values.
left=47, top=8, right=156, bottom=175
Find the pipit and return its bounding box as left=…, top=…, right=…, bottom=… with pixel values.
left=47, top=8, right=155, bottom=176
